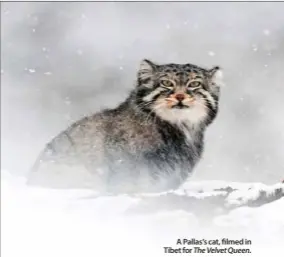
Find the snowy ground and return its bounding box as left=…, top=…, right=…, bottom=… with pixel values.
left=2, top=170, right=284, bottom=257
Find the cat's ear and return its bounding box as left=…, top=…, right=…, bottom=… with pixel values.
left=208, top=66, right=221, bottom=78
left=137, top=59, right=157, bottom=83
left=207, top=66, right=224, bottom=87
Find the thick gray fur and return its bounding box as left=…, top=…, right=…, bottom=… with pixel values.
left=27, top=60, right=222, bottom=193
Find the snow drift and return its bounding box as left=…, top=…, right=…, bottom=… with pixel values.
left=2, top=170, right=284, bottom=257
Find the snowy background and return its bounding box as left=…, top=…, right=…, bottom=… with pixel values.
left=1, top=1, right=284, bottom=183
left=1, top=2, right=284, bottom=257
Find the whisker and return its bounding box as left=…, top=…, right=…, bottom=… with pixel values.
left=136, top=101, right=153, bottom=110
left=165, top=98, right=177, bottom=102
left=195, top=100, right=217, bottom=115
left=142, top=103, right=163, bottom=125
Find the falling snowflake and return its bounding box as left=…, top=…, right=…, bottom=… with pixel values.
left=44, top=72, right=52, bottom=75
left=263, top=29, right=270, bottom=36
left=208, top=51, right=215, bottom=57
left=252, top=44, right=258, bottom=52
left=28, top=69, right=36, bottom=73
left=244, top=166, right=251, bottom=172
left=64, top=97, right=71, bottom=105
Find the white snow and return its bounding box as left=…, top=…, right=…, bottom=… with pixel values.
left=252, top=45, right=258, bottom=52
left=2, top=170, right=284, bottom=257
left=208, top=51, right=216, bottom=57
left=263, top=29, right=270, bottom=36
left=28, top=68, right=36, bottom=73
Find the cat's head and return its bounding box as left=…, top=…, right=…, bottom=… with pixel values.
left=135, top=59, right=223, bottom=126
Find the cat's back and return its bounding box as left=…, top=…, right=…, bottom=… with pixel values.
left=27, top=106, right=163, bottom=189
left=27, top=110, right=116, bottom=188
left=31, top=105, right=161, bottom=169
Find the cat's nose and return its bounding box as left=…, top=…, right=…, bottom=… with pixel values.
left=175, top=93, right=185, bottom=102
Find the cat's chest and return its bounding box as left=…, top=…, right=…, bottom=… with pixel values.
left=145, top=126, right=198, bottom=160
left=161, top=123, right=204, bottom=160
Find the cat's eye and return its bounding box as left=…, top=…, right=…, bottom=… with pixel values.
left=161, top=80, right=174, bottom=88
left=188, top=81, right=202, bottom=90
